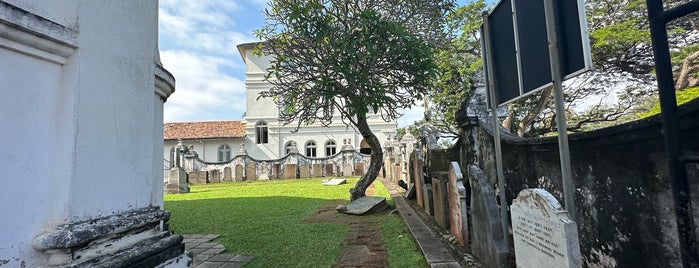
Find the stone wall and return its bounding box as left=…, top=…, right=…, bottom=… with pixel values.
left=409, top=89, right=699, bottom=267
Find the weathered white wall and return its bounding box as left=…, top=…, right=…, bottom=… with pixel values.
left=0, top=1, right=165, bottom=266
left=164, top=139, right=245, bottom=163
left=238, top=44, right=398, bottom=160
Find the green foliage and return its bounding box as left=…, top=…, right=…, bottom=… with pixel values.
left=255, top=0, right=452, bottom=129
left=639, top=86, right=699, bottom=118
left=165, top=178, right=423, bottom=267
left=428, top=0, right=487, bottom=134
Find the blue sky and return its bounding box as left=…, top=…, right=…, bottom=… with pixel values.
left=159, top=0, right=476, bottom=127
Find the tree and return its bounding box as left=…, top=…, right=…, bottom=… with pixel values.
left=254, top=0, right=452, bottom=201
left=427, top=0, right=487, bottom=135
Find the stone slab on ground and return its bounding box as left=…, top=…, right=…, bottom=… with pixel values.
left=322, top=178, right=347, bottom=186
left=182, top=234, right=254, bottom=268
left=340, top=196, right=388, bottom=215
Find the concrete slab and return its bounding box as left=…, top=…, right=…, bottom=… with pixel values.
left=342, top=196, right=387, bottom=215
left=321, top=178, right=347, bottom=186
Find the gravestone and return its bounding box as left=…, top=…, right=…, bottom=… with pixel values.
left=432, top=175, right=448, bottom=228
left=258, top=162, right=270, bottom=180
left=299, top=164, right=311, bottom=178
left=246, top=162, right=257, bottom=181
left=511, top=189, right=581, bottom=268
left=325, top=164, right=335, bottom=177
left=354, top=163, right=364, bottom=176
left=312, top=164, right=323, bottom=178
left=423, top=183, right=434, bottom=216
left=412, top=150, right=425, bottom=209
left=234, top=165, right=243, bottom=182
left=223, top=167, right=232, bottom=182
left=468, top=165, right=510, bottom=268
left=322, top=178, right=347, bottom=186
left=393, top=164, right=401, bottom=182
left=209, top=169, right=221, bottom=183
left=273, top=164, right=281, bottom=179
left=448, top=162, right=469, bottom=246
left=188, top=171, right=208, bottom=184
left=165, top=168, right=189, bottom=193
left=339, top=196, right=388, bottom=215
left=342, top=164, right=353, bottom=177
left=284, top=164, right=297, bottom=179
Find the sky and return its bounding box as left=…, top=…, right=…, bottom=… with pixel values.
left=158, top=0, right=454, bottom=127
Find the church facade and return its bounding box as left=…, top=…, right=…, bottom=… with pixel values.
left=164, top=42, right=397, bottom=163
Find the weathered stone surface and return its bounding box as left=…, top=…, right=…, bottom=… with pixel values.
left=284, top=164, right=297, bottom=179
left=468, top=165, right=510, bottom=268
left=432, top=173, right=449, bottom=228
left=423, top=183, right=434, bottom=216
left=412, top=150, right=425, bottom=209
left=393, top=165, right=401, bottom=182
left=165, top=168, right=189, bottom=194
left=209, top=170, right=221, bottom=183
left=223, top=167, right=232, bottom=182
left=343, top=164, right=353, bottom=177
left=511, top=189, right=581, bottom=268
left=340, top=196, right=388, bottom=215
left=322, top=178, right=347, bottom=186
left=258, top=162, right=270, bottom=180
left=312, top=164, right=323, bottom=178
left=188, top=171, right=208, bottom=184
left=246, top=162, right=256, bottom=181
left=448, top=162, right=469, bottom=246
left=354, top=163, right=364, bottom=176
left=272, top=164, right=281, bottom=179
left=234, top=165, right=243, bottom=182
left=326, top=164, right=335, bottom=177
left=299, top=164, right=311, bottom=178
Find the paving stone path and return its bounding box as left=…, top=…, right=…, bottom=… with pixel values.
left=183, top=234, right=253, bottom=268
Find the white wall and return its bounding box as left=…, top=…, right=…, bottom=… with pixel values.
left=0, top=1, right=163, bottom=266
left=165, top=139, right=245, bottom=164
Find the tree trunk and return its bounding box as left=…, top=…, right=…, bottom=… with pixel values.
left=349, top=113, right=384, bottom=201
left=517, top=87, right=553, bottom=137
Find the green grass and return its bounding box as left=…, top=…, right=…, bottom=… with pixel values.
left=164, top=178, right=425, bottom=267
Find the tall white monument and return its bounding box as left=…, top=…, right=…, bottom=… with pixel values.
left=0, top=1, right=188, bottom=267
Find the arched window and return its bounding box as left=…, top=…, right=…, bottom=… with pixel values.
left=285, top=141, right=297, bottom=155
left=218, top=144, right=231, bottom=161
left=169, top=147, right=176, bottom=168
left=325, top=140, right=337, bottom=156
left=255, top=121, right=268, bottom=144
left=305, top=141, right=317, bottom=157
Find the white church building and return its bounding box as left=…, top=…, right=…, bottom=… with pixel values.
left=165, top=42, right=398, bottom=163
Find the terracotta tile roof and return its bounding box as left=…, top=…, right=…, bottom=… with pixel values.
left=163, top=121, right=246, bottom=141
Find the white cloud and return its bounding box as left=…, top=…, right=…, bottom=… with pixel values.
left=397, top=104, right=425, bottom=128
left=162, top=50, right=246, bottom=122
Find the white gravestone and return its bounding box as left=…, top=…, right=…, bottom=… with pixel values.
left=511, top=188, right=582, bottom=268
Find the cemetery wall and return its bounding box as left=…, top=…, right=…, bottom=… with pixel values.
left=460, top=97, right=699, bottom=267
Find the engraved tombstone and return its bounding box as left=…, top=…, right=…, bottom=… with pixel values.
left=246, top=162, right=257, bottom=181
left=234, top=165, right=243, bottom=182
left=209, top=169, right=221, bottom=183
left=273, top=164, right=281, bottom=179
left=448, top=162, right=469, bottom=246
left=312, top=164, right=323, bottom=178
left=432, top=174, right=448, bottom=228
left=412, top=152, right=425, bottom=209
left=188, top=171, right=208, bottom=184
left=511, top=189, right=582, bottom=268
left=299, top=164, right=311, bottom=178
left=354, top=163, right=364, bottom=176
left=258, top=162, right=269, bottom=180
left=223, top=167, right=232, bottom=182
left=343, top=164, right=353, bottom=177
left=284, top=164, right=297, bottom=179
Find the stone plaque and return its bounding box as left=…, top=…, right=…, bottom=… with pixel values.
left=432, top=176, right=448, bottom=228
left=234, top=165, right=243, bottom=182
left=312, top=164, right=323, bottom=178
left=246, top=162, right=256, bottom=181
left=299, top=164, right=311, bottom=178
left=322, top=178, right=347, bottom=186
left=511, top=189, right=581, bottom=268
left=284, top=164, right=297, bottom=179
left=448, top=162, right=469, bottom=246
left=354, top=163, right=364, bottom=176
left=342, top=164, right=353, bottom=177
left=188, top=171, right=208, bottom=184
left=325, top=164, right=335, bottom=177
left=258, top=162, right=269, bottom=180
left=223, top=167, right=232, bottom=182
left=468, top=165, right=510, bottom=268
left=209, top=170, right=221, bottom=183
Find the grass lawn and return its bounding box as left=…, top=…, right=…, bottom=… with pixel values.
left=164, top=178, right=426, bottom=267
